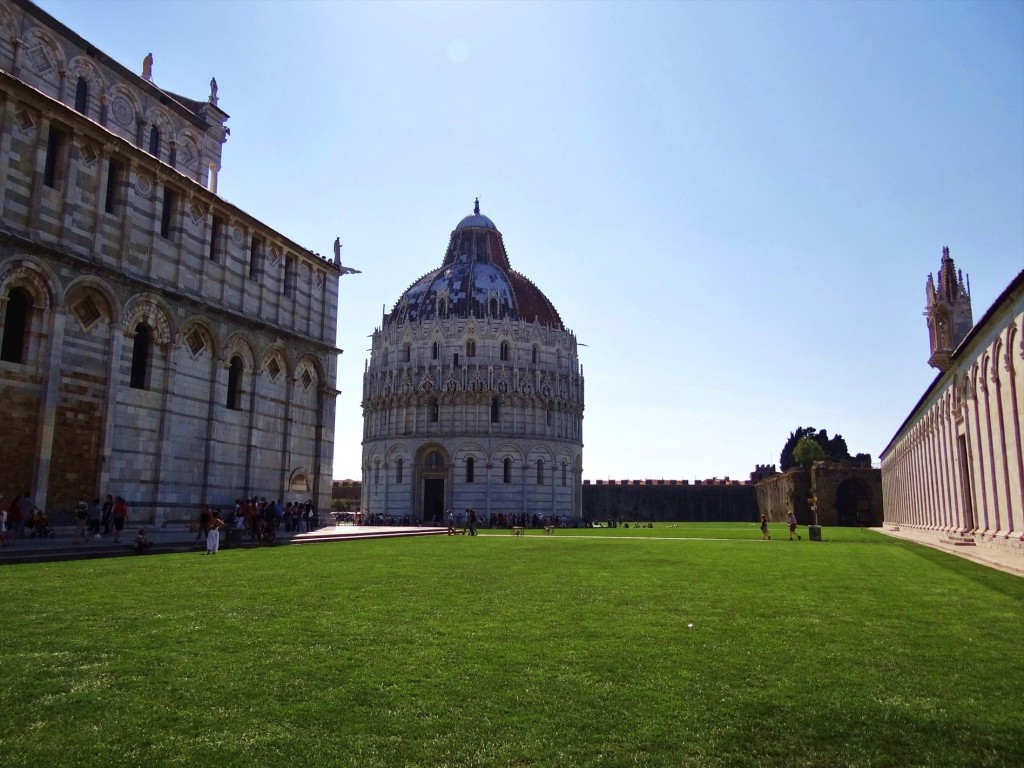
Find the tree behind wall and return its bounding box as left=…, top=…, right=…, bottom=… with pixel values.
left=780, top=427, right=852, bottom=471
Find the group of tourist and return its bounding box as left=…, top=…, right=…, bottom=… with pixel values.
left=760, top=512, right=802, bottom=540
left=206, top=497, right=320, bottom=548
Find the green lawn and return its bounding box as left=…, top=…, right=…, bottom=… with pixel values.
left=1, top=525, right=1021, bottom=768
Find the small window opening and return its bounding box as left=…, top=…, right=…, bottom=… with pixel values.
left=500, top=341, right=509, bottom=362
left=130, top=322, right=152, bottom=390
left=1, top=288, right=32, bottom=364
left=503, top=458, right=512, bottom=484
left=396, top=458, right=404, bottom=484
left=249, top=236, right=262, bottom=279
left=160, top=188, right=177, bottom=239
left=490, top=396, right=500, bottom=423
left=466, top=339, right=476, bottom=357
left=209, top=215, right=222, bottom=262
left=466, top=457, right=475, bottom=483
left=429, top=396, right=439, bottom=422
left=537, top=459, right=545, bottom=485
left=226, top=356, right=244, bottom=410
left=104, top=158, right=123, bottom=214
left=43, top=123, right=68, bottom=189
left=74, top=78, right=88, bottom=115
left=148, top=126, right=160, bottom=158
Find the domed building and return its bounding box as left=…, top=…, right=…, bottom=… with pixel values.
left=361, top=201, right=584, bottom=524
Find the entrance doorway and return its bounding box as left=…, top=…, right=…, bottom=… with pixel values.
left=836, top=480, right=875, bottom=526
left=423, top=478, right=445, bottom=525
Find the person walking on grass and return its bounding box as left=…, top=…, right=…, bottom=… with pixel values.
left=787, top=511, right=801, bottom=541
left=760, top=514, right=770, bottom=540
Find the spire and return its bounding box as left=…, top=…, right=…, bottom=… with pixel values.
left=924, top=245, right=973, bottom=372
left=473, top=197, right=480, bottom=216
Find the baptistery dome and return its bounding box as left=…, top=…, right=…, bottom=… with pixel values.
left=389, top=199, right=562, bottom=328
left=361, top=202, right=585, bottom=525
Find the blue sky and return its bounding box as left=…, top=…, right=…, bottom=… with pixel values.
left=38, top=0, right=1024, bottom=482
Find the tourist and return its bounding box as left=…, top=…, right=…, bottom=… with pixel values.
left=0, top=494, right=7, bottom=547
left=87, top=498, right=102, bottom=538
left=760, top=514, right=770, bottom=540
left=111, top=496, right=128, bottom=543
left=446, top=510, right=455, bottom=536
left=134, top=528, right=152, bottom=554
left=787, top=511, right=801, bottom=541
left=72, top=501, right=89, bottom=543
left=13, top=492, right=40, bottom=540
left=206, top=510, right=225, bottom=554
left=468, top=508, right=478, bottom=536
left=101, top=494, right=114, bottom=534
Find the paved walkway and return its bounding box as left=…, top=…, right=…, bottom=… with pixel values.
left=872, top=526, right=1024, bottom=578
left=0, top=524, right=447, bottom=565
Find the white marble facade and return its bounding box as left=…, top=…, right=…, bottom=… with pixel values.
left=881, top=251, right=1024, bottom=558
left=361, top=204, right=584, bottom=523
left=0, top=0, right=341, bottom=523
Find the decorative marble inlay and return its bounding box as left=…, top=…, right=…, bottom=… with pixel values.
left=185, top=329, right=206, bottom=357
left=231, top=227, right=245, bottom=246
left=267, top=357, right=281, bottom=381
left=134, top=173, right=153, bottom=197
left=179, top=141, right=197, bottom=169
left=270, top=246, right=282, bottom=267
left=14, top=109, right=35, bottom=133
left=110, top=96, right=134, bottom=127
left=26, top=45, right=52, bottom=74
left=315, top=269, right=325, bottom=288
left=300, top=264, right=311, bottom=283
left=189, top=200, right=205, bottom=224
left=72, top=296, right=101, bottom=330
left=300, top=369, right=313, bottom=391
left=78, top=142, right=98, bottom=167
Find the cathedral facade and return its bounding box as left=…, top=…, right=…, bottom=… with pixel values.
left=361, top=203, right=584, bottom=523
left=0, top=0, right=342, bottom=523
left=880, top=249, right=1024, bottom=558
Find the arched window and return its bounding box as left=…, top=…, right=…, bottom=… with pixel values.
left=425, top=451, right=445, bottom=470
left=374, top=459, right=380, bottom=485
left=537, top=459, right=545, bottom=485
left=429, top=396, right=439, bottom=422
left=532, top=345, right=538, bottom=364
left=432, top=341, right=439, bottom=360
left=546, top=408, right=553, bottom=427
left=74, top=77, right=88, bottom=114
left=1, top=288, right=32, bottom=364
left=466, top=457, right=475, bottom=483
left=490, top=397, right=500, bottom=423
left=403, top=343, right=411, bottom=363
left=503, top=458, right=512, bottom=484
left=226, top=356, right=244, bottom=410
left=561, top=461, right=568, bottom=486
left=130, top=322, right=152, bottom=390
left=500, top=341, right=509, bottom=362
left=466, top=339, right=476, bottom=357
left=438, top=298, right=447, bottom=317
left=489, top=298, right=498, bottom=317
left=396, top=458, right=404, bottom=484
left=149, top=126, right=160, bottom=158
